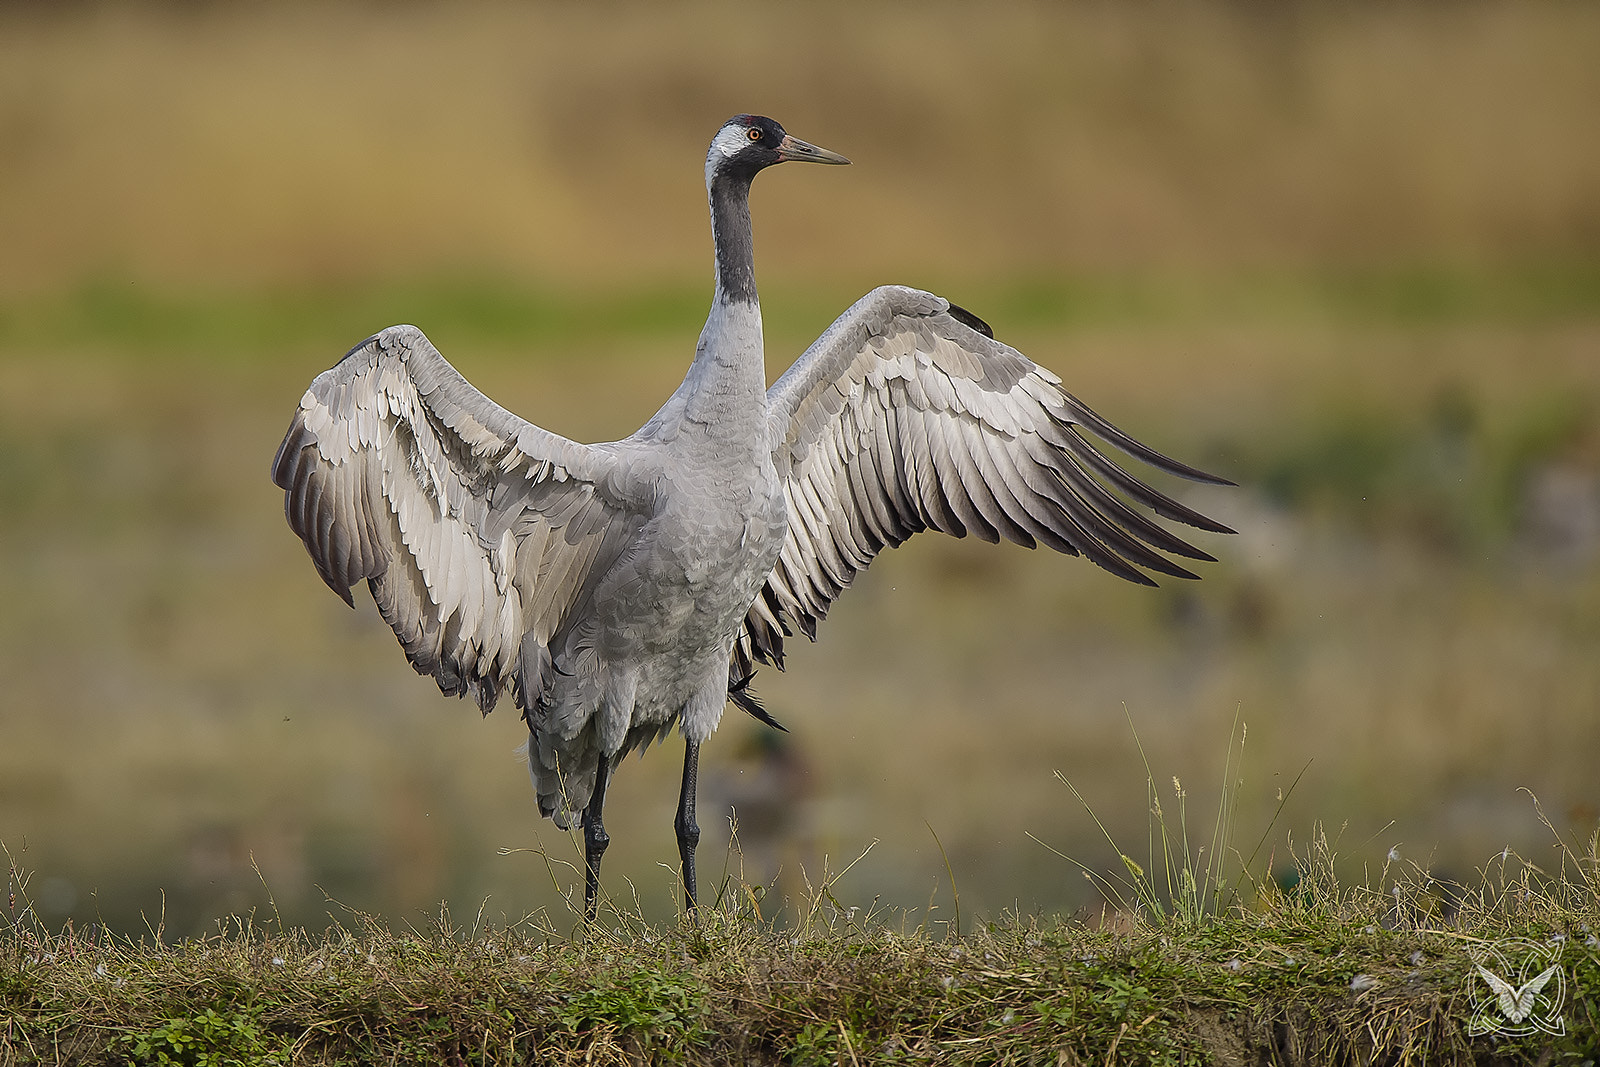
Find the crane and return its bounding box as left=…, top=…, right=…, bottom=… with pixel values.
left=271, top=115, right=1233, bottom=919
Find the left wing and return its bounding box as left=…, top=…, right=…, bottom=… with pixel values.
left=739, top=285, right=1233, bottom=673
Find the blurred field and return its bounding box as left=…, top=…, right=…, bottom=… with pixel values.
left=2, top=1, right=1598, bottom=935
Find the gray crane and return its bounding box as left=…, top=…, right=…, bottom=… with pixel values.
left=271, top=115, right=1233, bottom=918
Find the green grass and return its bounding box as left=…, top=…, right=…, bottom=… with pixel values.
left=5, top=823, right=1598, bottom=1066
left=0, top=275, right=707, bottom=359
left=2, top=261, right=1597, bottom=359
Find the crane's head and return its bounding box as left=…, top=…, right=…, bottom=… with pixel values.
left=705, top=115, right=850, bottom=188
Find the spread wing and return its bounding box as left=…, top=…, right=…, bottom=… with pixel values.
left=271, top=325, right=645, bottom=714
left=739, top=285, right=1233, bottom=672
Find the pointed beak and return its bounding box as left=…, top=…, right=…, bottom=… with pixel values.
left=776, top=134, right=851, bottom=166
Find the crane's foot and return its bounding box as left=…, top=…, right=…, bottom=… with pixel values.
left=675, top=739, right=701, bottom=914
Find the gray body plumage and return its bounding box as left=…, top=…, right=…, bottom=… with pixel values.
left=271, top=116, right=1232, bottom=902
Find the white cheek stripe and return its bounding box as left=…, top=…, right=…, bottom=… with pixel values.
left=705, top=125, right=753, bottom=187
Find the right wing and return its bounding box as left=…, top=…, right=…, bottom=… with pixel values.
left=271, top=325, right=648, bottom=714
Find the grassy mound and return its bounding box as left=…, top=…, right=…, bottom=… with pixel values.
left=6, top=814, right=1596, bottom=1066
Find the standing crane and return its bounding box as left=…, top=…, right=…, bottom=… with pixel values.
left=271, top=115, right=1233, bottom=918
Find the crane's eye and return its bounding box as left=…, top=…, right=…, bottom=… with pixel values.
left=746, top=128, right=762, bottom=142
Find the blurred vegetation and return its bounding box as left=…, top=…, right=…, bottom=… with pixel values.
left=3, top=1, right=1599, bottom=292
left=1247, top=381, right=1596, bottom=552
left=5, top=260, right=1600, bottom=355
left=1, top=0, right=1598, bottom=937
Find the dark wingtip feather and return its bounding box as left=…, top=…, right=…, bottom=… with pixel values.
left=1064, top=429, right=1236, bottom=535
left=1140, top=555, right=1202, bottom=581
left=945, top=302, right=995, bottom=339
left=1059, top=392, right=1236, bottom=488
left=729, top=670, right=786, bottom=731
left=1116, top=565, right=1160, bottom=588
left=1182, top=511, right=1236, bottom=536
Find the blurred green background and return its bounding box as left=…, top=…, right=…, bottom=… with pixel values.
left=2, top=1, right=1598, bottom=934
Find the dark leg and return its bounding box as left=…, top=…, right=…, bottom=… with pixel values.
left=582, top=754, right=612, bottom=921
left=675, top=739, right=702, bottom=912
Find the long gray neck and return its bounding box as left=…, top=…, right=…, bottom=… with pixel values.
left=709, top=169, right=757, bottom=304
left=668, top=166, right=767, bottom=442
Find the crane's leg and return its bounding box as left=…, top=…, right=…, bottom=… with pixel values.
left=675, top=739, right=701, bottom=912
left=582, top=754, right=612, bottom=921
